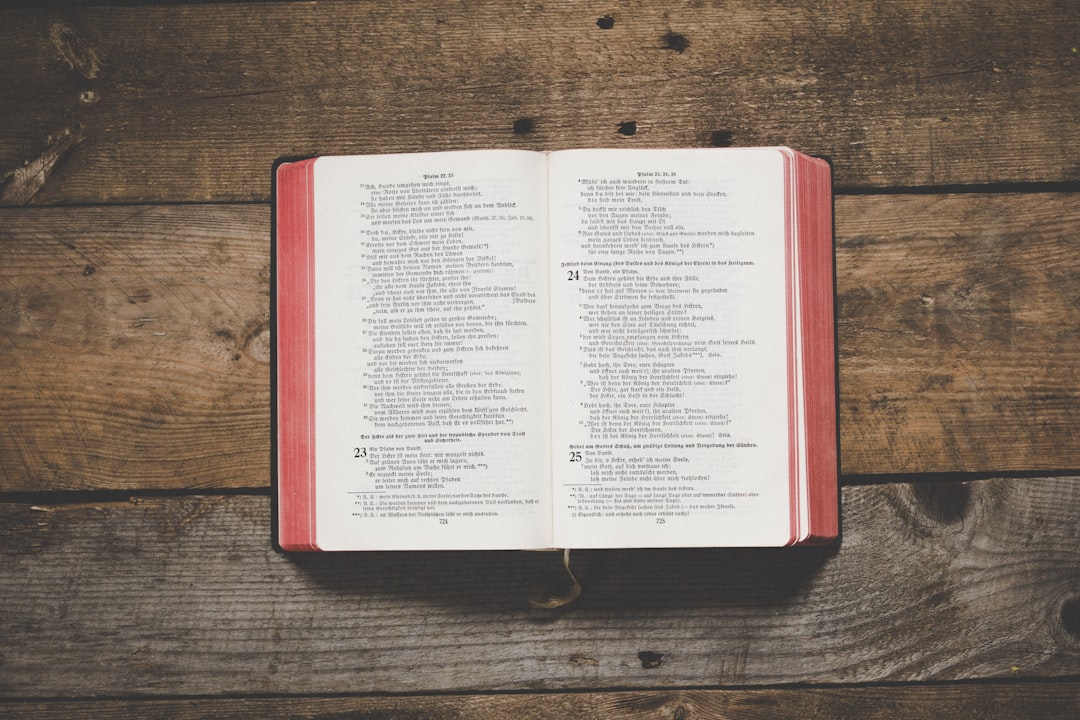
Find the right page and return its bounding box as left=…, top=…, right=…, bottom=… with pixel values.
left=548, top=147, right=797, bottom=548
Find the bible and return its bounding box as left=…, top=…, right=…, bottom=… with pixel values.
left=275, top=147, right=837, bottom=551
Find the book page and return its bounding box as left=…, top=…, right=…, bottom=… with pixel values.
left=310, top=150, right=551, bottom=550
left=548, top=148, right=793, bottom=548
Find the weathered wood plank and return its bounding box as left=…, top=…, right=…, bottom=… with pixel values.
left=1, top=1, right=1078, bottom=205
left=0, top=205, right=270, bottom=491
left=2, top=193, right=1077, bottom=490
left=836, top=192, right=1080, bottom=475
left=3, top=683, right=1080, bottom=720
left=1, top=478, right=1078, bottom=696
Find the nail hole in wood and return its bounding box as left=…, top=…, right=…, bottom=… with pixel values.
left=710, top=130, right=734, bottom=147
left=663, top=32, right=690, bottom=53
left=638, top=650, right=663, bottom=668
left=512, top=117, right=536, bottom=135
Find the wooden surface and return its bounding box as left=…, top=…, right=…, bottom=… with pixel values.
left=3, top=685, right=1080, bottom=720
left=1, top=0, right=1078, bottom=717
left=3, top=194, right=1079, bottom=490
left=3, top=479, right=1080, bottom=696
left=2, top=0, right=1080, bottom=205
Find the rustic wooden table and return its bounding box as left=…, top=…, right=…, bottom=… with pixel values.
left=2, top=1, right=1079, bottom=717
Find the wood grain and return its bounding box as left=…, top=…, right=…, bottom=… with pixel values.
left=1, top=1, right=1079, bottom=205
left=835, top=192, right=1080, bottom=475
left=0, top=0, right=1074, bottom=712
left=2, top=192, right=1078, bottom=490
left=1, top=477, right=1079, bottom=696
left=0, top=205, right=270, bottom=491
left=3, top=683, right=1080, bottom=719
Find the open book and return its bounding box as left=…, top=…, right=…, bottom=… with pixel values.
left=275, top=147, right=836, bottom=551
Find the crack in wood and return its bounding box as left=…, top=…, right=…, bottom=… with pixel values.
left=1, top=127, right=84, bottom=205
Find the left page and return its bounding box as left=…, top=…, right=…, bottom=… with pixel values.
left=302, top=150, right=552, bottom=550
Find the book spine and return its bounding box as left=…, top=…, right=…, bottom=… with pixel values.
left=275, top=158, right=321, bottom=551
left=796, top=152, right=839, bottom=544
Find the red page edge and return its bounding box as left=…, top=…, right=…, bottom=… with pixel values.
left=795, top=152, right=839, bottom=545
left=275, top=158, right=321, bottom=551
